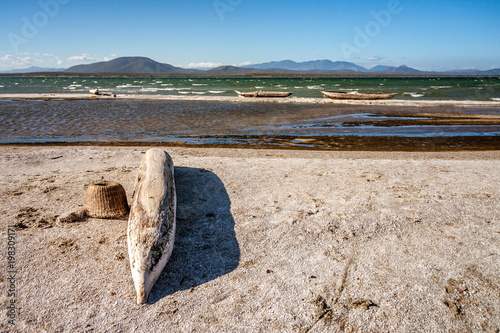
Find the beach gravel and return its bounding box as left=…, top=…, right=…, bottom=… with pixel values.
left=0, top=146, right=498, bottom=332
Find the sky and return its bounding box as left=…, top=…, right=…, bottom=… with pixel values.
left=1, top=0, right=499, bottom=71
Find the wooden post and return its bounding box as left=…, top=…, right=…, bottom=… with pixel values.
left=127, top=149, right=176, bottom=305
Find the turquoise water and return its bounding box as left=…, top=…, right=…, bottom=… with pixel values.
left=0, top=77, right=499, bottom=100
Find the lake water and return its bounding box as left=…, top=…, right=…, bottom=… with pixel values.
left=1, top=77, right=499, bottom=100
left=1, top=99, right=499, bottom=148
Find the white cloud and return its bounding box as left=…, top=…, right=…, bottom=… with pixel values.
left=0, top=54, right=33, bottom=67
left=0, top=52, right=65, bottom=70
left=237, top=61, right=254, bottom=67
left=67, top=53, right=99, bottom=62
left=103, top=54, right=118, bottom=61
left=368, top=56, right=386, bottom=61
left=185, top=62, right=223, bottom=69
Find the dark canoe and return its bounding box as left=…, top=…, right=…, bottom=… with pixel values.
left=235, top=90, right=293, bottom=98
left=321, top=91, right=398, bottom=100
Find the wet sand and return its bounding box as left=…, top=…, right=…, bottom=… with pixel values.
left=0, top=146, right=499, bottom=332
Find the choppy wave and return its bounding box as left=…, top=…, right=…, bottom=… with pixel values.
left=140, top=87, right=193, bottom=92
left=403, top=92, right=425, bottom=98
left=430, top=86, right=453, bottom=89
left=116, top=84, right=142, bottom=88
left=0, top=77, right=499, bottom=100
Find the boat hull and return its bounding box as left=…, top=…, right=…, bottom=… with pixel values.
left=321, top=91, right=398, bottom=100
left=235, top=90, right=293, bottom=98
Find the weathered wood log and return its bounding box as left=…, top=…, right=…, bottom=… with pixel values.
left=84, top=181, right=129, bottom=218
left=127, top=149, right=176, bottom=305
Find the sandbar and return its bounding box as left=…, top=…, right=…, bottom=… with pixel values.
left=1, top=93, right=500, bottom=107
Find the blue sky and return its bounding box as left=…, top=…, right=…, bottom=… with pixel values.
left=1, top=0, right=499, bottom=71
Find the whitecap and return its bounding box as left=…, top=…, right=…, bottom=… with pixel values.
left=403, top=92, right=424, bottom=98
left=430, top=86, right=452, bottom=89
left=307, top=85, right=323, bottom=89
left=140, top=88, right=159, bottom=92
left=491, top=98, right=500, bottom=101
left=192, top=83, right=208, bottom=86
left=116, top=84, right=142, bottom=88
left=0, top=85, right=4, bottom=88
left=209, top=90, right=225, bottom=94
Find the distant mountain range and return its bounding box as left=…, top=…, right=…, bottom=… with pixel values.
left=1, top=57, right=499, bottom=75
left=0, top=66, right=65, bottom=74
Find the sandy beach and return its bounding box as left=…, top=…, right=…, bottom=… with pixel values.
left=1, top=146, right=499, bottom=332
left=2, top=93, right=500, bottom=107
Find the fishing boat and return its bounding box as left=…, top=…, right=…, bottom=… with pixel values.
left=321, top=91, right=398, bottom=100
left=235, top=90, right=293, bottom=98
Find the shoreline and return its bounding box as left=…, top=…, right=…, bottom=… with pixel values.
left=2, top=93, right=500, bottom=107
left=2, top=134, right=500, bottom=151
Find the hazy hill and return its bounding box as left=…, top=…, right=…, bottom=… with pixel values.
left=65, top=57, right=202, bottom=74
left=205, top=65, right=298, bottom=75
left=0, top=66, right=64, bottom=74
left=3, top=56, right=498, bottom=75
left=244, top=59, right=368, bottom=72
left=380, top=65, right=425, bottom=74
left=369, top=65, right=395, bottom=72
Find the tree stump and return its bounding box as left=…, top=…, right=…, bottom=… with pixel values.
left=127, top=149, right=176, bottom=305
left=84, top=181, right=129, bottom=218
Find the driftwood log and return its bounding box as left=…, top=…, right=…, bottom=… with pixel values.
left=127, top=149, right=176, bottom=305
